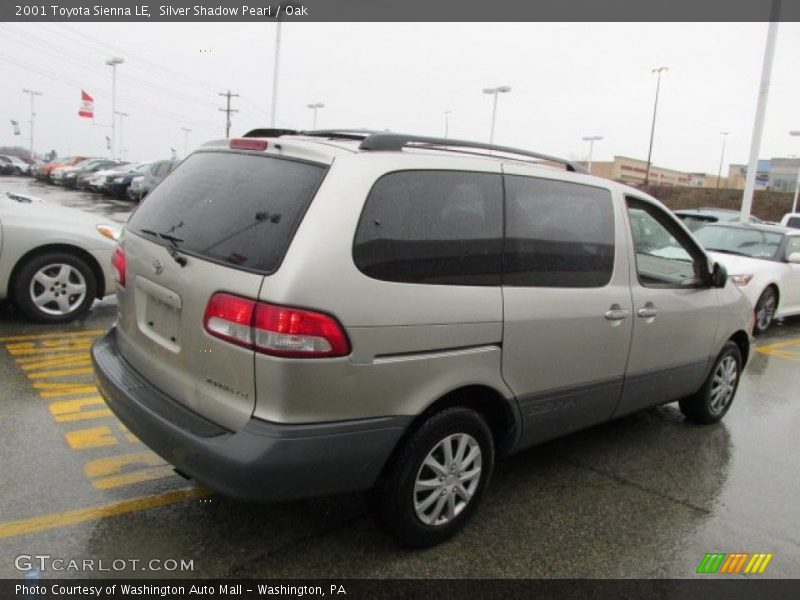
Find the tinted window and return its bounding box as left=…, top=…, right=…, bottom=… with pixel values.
left=787, top=216, right=800, bottom=229
left=627, top=198, right=702, bottom=286
left=504, top=176, right=615, bottom=287
left=353, top=170, right=502, bottom=285
left=127, top=151, right=326, bottom=273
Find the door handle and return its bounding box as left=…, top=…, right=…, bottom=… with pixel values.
left=637, top=307, right=658, bottom=319
left=604, top=308, right=630, bottom=321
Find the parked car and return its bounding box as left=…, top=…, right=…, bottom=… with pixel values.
left=694, top=222, right=800, bottom=334
left=674, top=208, right=764, bottom=231
left=92, top=130, right=752, bottom=548
left=87, top=163, right=135, bottom=193
left=127, top=175, right=144, bottom=201
left=51, top=158, right=104, bottom=185
left=0, top=155, right=30, bottom=175
left=780, top=213, right=800, bottom=230
left=0, top=190, right=119, bottom=323
left=66, top=160, right=125, bottom=189
left=39, top=156, right=90, bottom=182
left=105, top=162, right=153, bottom=198
left=138, top=159, right=178, bottom=200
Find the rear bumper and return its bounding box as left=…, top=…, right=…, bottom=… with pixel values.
left=91, top=327, right=411, bottom=502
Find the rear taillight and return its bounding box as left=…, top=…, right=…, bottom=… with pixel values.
left=203, top=293, right=350, bottom=358
left=112, top=246, right=126, bottom=286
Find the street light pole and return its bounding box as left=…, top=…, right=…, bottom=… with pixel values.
left=582, top=135, right=603, bottom=173
left=716, top=132, right=730, bottom=189
left=790, top=131, right=800, bottom=213
left=180, top=127, right=192, bottom=157
left=22, top=88, right=42, bottom=160
left=105, top=57, right=124, bottom=160
left=306, top=102, right=324, bottom=129
left=115, top=111, right=128, bottom=160
left=270, top=21, right=282, bottom=127
left=483, top=86, right=511, bottom=144
left=443, top=111, right=452, bottom=139
left=645, top=66, right=668, bottom=186
left=740, top=16, right=779, bottom=223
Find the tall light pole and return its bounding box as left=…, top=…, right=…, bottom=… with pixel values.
left=443, top=110, right=452, bottom=138
left=741, top=12, right=780, bottom=223
left=22, top=89, right=42, bottom=160
left=790, top=131, right=800, bottom=213
left=115, top=111, right=128, bottom=160
left=582, top=135, right=603, bottom=173
left=105, top=57, right=124, bottom=160
left=307, top=102, right=324, bottom=129
left=180, top=127, right=192, bottom=157
left=716, top=132, right=730, bottom=189
left=270, top=21, right=282, bottom=127
left=483, top=86, right=511, bottom=144
left=644, top=66, right=668, bottom=186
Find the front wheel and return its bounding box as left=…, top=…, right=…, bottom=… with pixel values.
left=753, top=287, right=777, bottom=335
left=12, top=252, right=97, bottom=323
left=370, top=407, right=494, bottom=548
left=679, top=341, right=742, bottom=424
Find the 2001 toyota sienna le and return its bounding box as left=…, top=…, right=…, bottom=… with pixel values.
left=92, top=130, right=753, bottom=547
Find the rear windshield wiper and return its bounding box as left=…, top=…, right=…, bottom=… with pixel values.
left=139, top=228, right=188, bottom=267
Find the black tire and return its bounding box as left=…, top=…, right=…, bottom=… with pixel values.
left=370, top=407, right=494, bottom=548
left=679, top=341, right=742, bottom=424
left=12, top=251, right=97, bottom=323
left=753, top=286, right=778, bottom=335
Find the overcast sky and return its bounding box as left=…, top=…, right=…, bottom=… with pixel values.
left=1, top=21, right=799, bottom=174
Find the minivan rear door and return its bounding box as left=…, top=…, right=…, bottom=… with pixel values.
left=500, top=166, right=633, bottom=447
left=118, top=150, right=327, bottom=430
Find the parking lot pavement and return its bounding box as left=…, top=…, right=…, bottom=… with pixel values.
left=1, top=176, right=799, bottom=579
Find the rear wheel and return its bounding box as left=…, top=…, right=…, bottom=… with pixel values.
left=753, top=286, right=777, bottom=334
left=12, top=252, right=97, bottom=323
left=370, top=407, right=494, bottom=548
left=679, top=341, right=741, bottom=424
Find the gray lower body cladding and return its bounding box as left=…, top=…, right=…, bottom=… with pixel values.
left=91, top=327, right=411, bottom=502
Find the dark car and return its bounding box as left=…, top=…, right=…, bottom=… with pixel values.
left=67, top=160, right=125, bottom=189
left=674, top=208, right=764, bottom=232
left=138, top=159, right=178, bottom=200
left=104, top=162, right=153, bottom=198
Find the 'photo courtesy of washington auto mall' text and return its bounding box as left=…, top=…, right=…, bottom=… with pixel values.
left=1, top=0, right=799, bottom=597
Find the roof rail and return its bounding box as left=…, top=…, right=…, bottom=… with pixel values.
left=359, top=133, right=587, bottom=173
left=242, top=128, right=380, bottom=141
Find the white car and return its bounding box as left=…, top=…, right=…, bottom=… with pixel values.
left=781, top=213, right=800, bottom=230
left=694, top=222, right=800, bottom=333
left=0, top=190, right=120, bottom=323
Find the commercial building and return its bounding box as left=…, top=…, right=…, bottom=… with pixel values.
left=587, top=156, right=721, bottom=188
left=727, top=158, right=800, bottom=192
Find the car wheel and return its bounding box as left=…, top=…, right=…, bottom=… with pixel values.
left=12, top=252, right=97, bottom=323
left=679, top=341, right=742, bottom=424
left=753, top=286, right=777, bottom=335
left=370, top=407, right=494, bottom=548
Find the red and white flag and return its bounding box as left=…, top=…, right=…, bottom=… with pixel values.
left=78, top=90, right=94, bottom=118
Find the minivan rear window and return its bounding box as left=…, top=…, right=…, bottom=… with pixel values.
left=127, top=151, right=326, bottom=273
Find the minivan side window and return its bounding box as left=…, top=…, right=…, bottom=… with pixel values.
left=626, top=197, right=704, bottom=287
left=503, top=176, right=615, bottom=288
left=353, top=170, right=503, bottom=286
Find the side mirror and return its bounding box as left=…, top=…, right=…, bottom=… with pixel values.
left=787, top=252, right=800, bottom=265
left=711, top=262, right=728, bottom=288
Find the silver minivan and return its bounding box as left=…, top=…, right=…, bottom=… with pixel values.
left=93, top=130, right=753, bottom=547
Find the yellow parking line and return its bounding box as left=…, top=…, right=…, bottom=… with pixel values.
left=0, top=329, right=106, bottom=343
left=0, top=487, right=208, bottom=539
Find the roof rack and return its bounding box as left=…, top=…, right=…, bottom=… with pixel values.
left=240, top=128, right=586, bottom=173
left=359, top=133, right=586, bottom=173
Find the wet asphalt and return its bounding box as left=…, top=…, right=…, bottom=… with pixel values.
left=0, top=175, right=798, bottom=579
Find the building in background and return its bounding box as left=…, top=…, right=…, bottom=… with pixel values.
left=727, top=158, right=799, bottom=191
left=587, top=156, right=720, bottom=188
